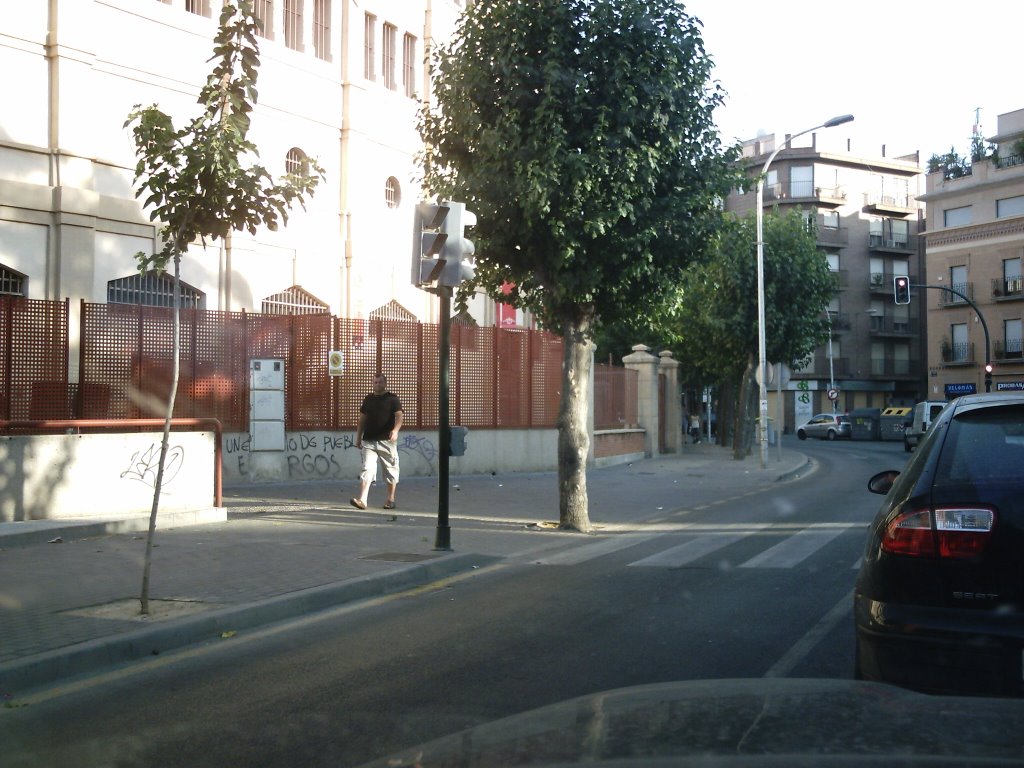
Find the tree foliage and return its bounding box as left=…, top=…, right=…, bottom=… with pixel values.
left=670, top=210, right=835, bottom=450
left=124, top=0, right=322, bottom=613
left=419, top=0, right=740, bottom=530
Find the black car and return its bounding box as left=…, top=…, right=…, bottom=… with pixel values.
left=854, top=393, right=1024, bottom=697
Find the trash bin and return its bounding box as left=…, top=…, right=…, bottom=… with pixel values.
left=880, top=406, right=912, bottom=442
left=849, top=408, right=881, bottom=441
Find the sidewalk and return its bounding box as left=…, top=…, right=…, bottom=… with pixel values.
left=0, top=441, right=809, bottom=696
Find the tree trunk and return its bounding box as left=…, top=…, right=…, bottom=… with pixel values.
left=557, top=308, right=594, bottom=533
left=732, top=353, right=756, bottom=460
left=139, top=251, right=183, bottom=615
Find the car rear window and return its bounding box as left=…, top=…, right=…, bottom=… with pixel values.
left=939, top=406, right=1024, bottom=483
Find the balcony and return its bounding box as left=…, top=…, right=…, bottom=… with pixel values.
left=992, top=276, right=1024, bottom=301
left=868, top=357, right=917, bottom=377
left=995, top=339, right=1024, bottom=361
left=939, top=282, right=973, bottom=307
left=867, top=233, right=917, bottom=254
left=868, top=316, right=918, bottom=336
left=869, top=271, right=914, bottom=294
left=763, top=183, right=848, bottom=208
left=941, top=341, right=976, bottom=366
left=817, top=226, right=849, bottom=248
left=863, top=193, right=916, bottom=216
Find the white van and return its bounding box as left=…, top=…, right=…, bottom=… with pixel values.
left=903, top=400, right=948, bottom=452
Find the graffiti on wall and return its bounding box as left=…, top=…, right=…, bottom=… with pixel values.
left=120, top=443, right=185, bottom=489
left=225, top=432, right=438, bottom=479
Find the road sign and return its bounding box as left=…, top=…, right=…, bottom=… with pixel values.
left=827, top=388, right=839, bottom=401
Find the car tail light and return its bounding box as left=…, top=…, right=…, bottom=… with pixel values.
left=881, top=506, right=996, bottom=559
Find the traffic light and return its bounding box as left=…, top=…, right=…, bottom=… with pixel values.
left=412, top=203, right=450, bottom=287
left=439, top=202, right=476, bottom=287
left=894, top=276, right=911, bottom=304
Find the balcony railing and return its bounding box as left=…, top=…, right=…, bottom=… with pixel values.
left=995, top=153, right=1024, bottom=170
left=868, top=316, right=917, bottom=335
left=867, top=233, right=917, bottom=252
left=817, top=227, right=848, bottom=248
left=941, top=342, right=975, bottom=365
left=995, top=339, right=1024, bottom=361
left=939, top=282, right=973, bottom=306
left=763, top=183, right=847, bottom=205
left=862, top=193, right=916, bottom=214
left=992, top=276, right=1024, bottom=300
left=869, top=358, right=915, bottom=376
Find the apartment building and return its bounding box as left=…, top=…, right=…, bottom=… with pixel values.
left=0, top=0, right=517, bottom=378
left=918, top=108, right=1024, bottom=398
left=726, top=131, right=926, bottom=432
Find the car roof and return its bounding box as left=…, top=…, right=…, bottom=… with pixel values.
left=948, top=393, right=1024, bottom=413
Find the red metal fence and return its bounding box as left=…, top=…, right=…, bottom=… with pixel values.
left=0, top=297, right=70, bottom=421
left=593, top=363, right=638, bottom=429
left=28, top=301, right=563, bottom=432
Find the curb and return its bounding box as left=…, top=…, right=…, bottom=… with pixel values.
left=0, top=552, right=499, bottom=695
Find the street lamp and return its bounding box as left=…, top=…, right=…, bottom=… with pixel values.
left=756, top=113, right=854, bottom=469
left=824, top=309, right=836, bottom=412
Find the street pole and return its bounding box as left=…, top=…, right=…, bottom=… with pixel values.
left=756, top=113, right=853, bottom=469
left=826, top=310, right=836, bottom=412
left=434, top=287, right=452, bottom=551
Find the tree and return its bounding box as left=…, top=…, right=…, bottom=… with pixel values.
left=670, top=210, right=835, bottom=456
left=125, top=0, right=322, bottom=613
left=418, top=0, right=740, bottom=532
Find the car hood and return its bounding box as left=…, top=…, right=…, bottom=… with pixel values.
left=357, top=678, right=1024, bottom=767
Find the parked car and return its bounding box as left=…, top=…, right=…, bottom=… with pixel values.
left=855, top=393, right=1024, bottom=696
left=795, top=412, right=851, bottom=441
left=903, top=399, right=948, bottom=452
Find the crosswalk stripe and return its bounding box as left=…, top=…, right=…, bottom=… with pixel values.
left=739, top=524, right=852, bottom=569
left=627, top=523, right=772, bottom=568
left=530, top=533, right=661, bottom=565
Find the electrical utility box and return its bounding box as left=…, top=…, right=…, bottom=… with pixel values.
left=250, top=358, right=285, bottom=451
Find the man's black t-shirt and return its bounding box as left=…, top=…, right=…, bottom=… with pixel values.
left=360, top=391, right=402, bottom=441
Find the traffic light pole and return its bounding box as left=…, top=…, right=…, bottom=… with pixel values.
left=434, top=286, right=453, bottom=550
left=913, top=283, right=992, bottom=393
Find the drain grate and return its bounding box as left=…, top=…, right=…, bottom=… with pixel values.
left=360, top=552, right=440, bottom=563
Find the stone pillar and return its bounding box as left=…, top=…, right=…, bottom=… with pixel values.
left=623, top=344, right=660, bottom=457
left=659, top=350, right=681, bottom=453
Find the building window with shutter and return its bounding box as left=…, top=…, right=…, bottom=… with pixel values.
left=382, top=23, right=397, bottom=90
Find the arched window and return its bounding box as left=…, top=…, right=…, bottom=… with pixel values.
left=286, top=147, right=310, bottom=177
left=107, top=271, right=202, bottom=308
left=262, top=285, right=329, bottom=315
left=385, top=176, right=401, bottom=209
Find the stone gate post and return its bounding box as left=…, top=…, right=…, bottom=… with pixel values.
left=623, top=344, right=660, bottom=457
left=659, top=350, right=681, bottom=453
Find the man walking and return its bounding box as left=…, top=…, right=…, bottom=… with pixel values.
left=351, top=373, right=403, bottom=519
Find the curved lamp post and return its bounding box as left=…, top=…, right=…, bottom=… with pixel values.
left=756, top=114, right=854, bottom=469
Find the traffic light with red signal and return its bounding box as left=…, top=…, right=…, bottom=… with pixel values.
left=894, top=276, right=911, bottom=304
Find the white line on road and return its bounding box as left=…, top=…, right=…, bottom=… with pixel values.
left=762, top=588, right=854, bottom=679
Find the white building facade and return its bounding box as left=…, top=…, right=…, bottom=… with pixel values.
left=0, top=0, right=520, bottom=378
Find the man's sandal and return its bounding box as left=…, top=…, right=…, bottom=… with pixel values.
left=383, top=500, right=396, bottom=510
left=350, top=497, right=367, bottom=510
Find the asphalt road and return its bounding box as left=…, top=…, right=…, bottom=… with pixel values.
left=1, top=439, right=907, bottom=768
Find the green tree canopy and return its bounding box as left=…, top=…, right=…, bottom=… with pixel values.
left=671, top=209, right=835, bottom=450
left=419, top=0, right=740, bottom=530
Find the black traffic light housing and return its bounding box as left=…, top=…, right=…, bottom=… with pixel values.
left=894, top=276, right=911, bottom=304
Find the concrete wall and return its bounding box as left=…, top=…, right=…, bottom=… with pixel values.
left=223, top=428, right=559, bottom=485
left=1, top=431, right=218, bottom=522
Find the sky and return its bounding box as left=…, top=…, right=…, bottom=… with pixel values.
left=681, top=0, right=1021, bottom=163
